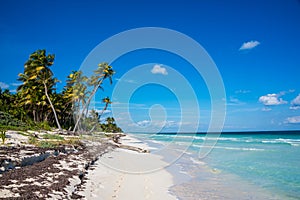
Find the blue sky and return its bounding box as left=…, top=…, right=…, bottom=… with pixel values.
left=1, top=0, right=300, bottom=132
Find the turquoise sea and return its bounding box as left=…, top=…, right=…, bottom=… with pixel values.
left=133, top=131, right=300, bottom=200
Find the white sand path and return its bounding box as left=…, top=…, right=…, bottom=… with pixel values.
left=81, top=135, right=177, bottom=200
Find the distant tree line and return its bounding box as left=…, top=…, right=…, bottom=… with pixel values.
left=0, top=49, right=122, bottom=133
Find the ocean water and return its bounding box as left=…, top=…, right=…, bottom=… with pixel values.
left=133, top=131, right=300, bottom=200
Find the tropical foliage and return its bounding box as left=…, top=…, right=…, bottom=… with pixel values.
left=0, top=49, right=122, bottom=133
left=101, top=117, right=122, bottom=133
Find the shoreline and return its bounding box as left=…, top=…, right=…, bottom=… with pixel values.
left=2, top=131, right=293, bottom=199
left=125, top=133, right=288, bottom=200
left=0, top=131, right=178, bottom=199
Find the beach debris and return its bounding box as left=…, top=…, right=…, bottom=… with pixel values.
left=107, top=133, right=150, bottom=153
left=0, top=130, right=115, bottom=199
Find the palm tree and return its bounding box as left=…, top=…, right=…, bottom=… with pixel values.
left=18, top=50, right=62, bottom=131
left=99, top=97, right=112, bottom=119
left=73, top=63, right=114, bottom=133
left=63, top=70, right=88, bottom=130
left=17, top=73, right=40, bottom=122
left=88, top=97, right=111, bottom=133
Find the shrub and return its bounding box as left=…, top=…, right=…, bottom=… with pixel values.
left=35, top=121, right=52, bottom=131
left=0, top=129, right=6, bottom=144
left=0, top=111, right=27, bottom=127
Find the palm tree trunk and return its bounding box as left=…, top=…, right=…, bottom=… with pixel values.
left=43, top=82, right=62, bottom=131
left=88, top=103, right=107, bottom=134
left=33, top=109, right=36, bottom=122
left=99, top=104, right=108, bottom=120
left=73, top=80, right=103, bottom=133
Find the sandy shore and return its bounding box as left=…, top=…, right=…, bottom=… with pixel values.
left=0, top=131, right=178, bottom=199
left=80, top=135, right=177, bottom=200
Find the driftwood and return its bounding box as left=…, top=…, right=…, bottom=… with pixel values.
left=112, top=134, right=122, bottom=144
left=109, top=134, right=150, bottom=153
left=116, top=143, right=149, bottom=153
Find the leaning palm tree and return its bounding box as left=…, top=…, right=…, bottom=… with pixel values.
left=63, top=70, right=89, bottom=131
left=18, top=50, right=62, bottom=131
left=88, top=97, right=112, bottom=133
left=73, top=63, right=114, bottom=133
left=99, top=97, right=112, bottom=119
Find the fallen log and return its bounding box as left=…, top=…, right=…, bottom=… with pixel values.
left=118, top=144, right=150, bottom=153
left=107, top=133, right=150, bottom=153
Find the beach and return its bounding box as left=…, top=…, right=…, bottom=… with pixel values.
left=80, top=135, right=177, bottom=200
left=1, top=131, right=300, bottom=199
left=0, top=132, right=178, bottom=199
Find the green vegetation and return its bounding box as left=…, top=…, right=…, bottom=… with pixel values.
left=42, top=134, right=64, bottom=140
left=28, top=135, right=37, bottom=145
left=38, top=141, right=57, bottom=148
left=0, top=129, right=7, bottom=144
left=0, top=112, right=28, bottom=128
left=101, top=117, right=122, bottom=133
left=28, top=133, right=81, bottom=148
left=0, top=49, right=122, bottom=135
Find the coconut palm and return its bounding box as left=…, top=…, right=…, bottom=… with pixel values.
left=73, top=63, right=114, bottom=133
left=17, top=50, right=62, bottom=131
left=99, top=97, right=112, bottom=119
left=63, top=70, right=89, bottom=130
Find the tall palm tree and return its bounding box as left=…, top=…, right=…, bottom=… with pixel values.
left=73, top=63, right=114, bottom=133
left=63, top=70, right=88, bottom=130
left=18, top=50, right=62, bottom=131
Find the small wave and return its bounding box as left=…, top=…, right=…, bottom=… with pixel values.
left=190, top=157, right=206, bottom=165
left=179, top=170, right=189, bottom=175
left=148, top=140, right=167, bottom=145
left=262, top=138, right=300, bottom=146
left=192, top=144, right=265, bottom=151
left=214, top=146, right=265, bottom=151
left=262, top=140, right=278, bottom=144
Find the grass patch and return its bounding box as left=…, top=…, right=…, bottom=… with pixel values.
left=42, top=134, right=64, bottom=140
left=28, top=136, right=37, bottom=145
left=61, top=137, right=81, bottom=146
left=38, top=141, right=58, bottom=148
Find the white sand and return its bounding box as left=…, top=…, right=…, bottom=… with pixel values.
left=81, top=135, right=177, bottom=200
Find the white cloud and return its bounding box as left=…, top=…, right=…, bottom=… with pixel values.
left=259, top=93, right=287, bottom=106
left=134, top=120, right=189, bottom=129
left=285, top=116, right=300, bottom=124
left=11, top=82, right=22, bottom=86
left=235, top=89, right=251, bottom=94
left=262, top=107, right=272, bottom=112
left=151, top=64, right=168, bottom=75
left=115, top=78, right=137, bottom=84
left=0, top=82, right=9, bottom=89
left=278, top=89, right=295, bottom=96
left=136, top=120, right=151, bottom=127
left=239, top=40, right=260, bottom=50
left=227, top=96, right=245, bottom=106
left=290, top=94, right=300, bottom=110
left=288, top=89, right=295, bottom=93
